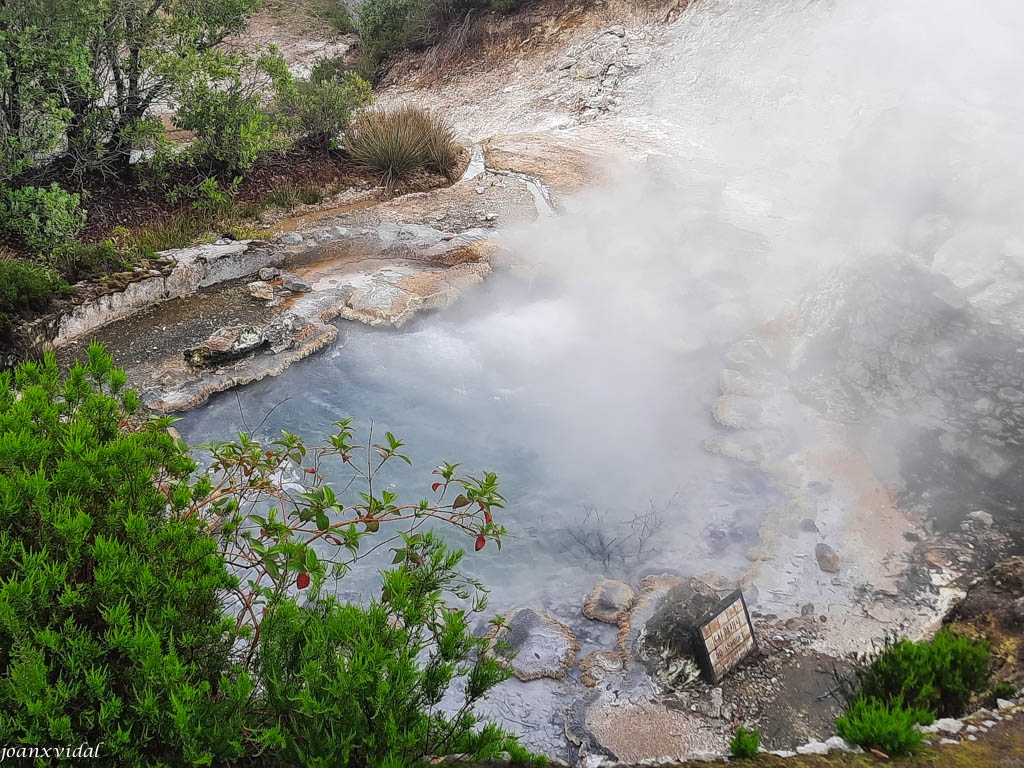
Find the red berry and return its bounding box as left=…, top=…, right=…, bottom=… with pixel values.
left=475, top=534, right=486, bottom=552
left=432, top=482, right=442, bottom=492
left=304, top=467, right=317, bottom=474
left=483, top=510, right=493, bottom=525
left=296, top=573, right=311, bottom=589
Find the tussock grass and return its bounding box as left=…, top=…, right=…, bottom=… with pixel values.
left=345, top=106, right=460, bottom=189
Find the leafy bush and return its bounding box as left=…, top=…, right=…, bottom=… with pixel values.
left=0, top=258, right=70, bottom=314
left=992, top=680, right=1017, bottom=701
left=50, top=240, right=134, bottom=282
left=835, top=696, right=929, bottom=756
left=358, top=0, right=427, bottom=61
left=853, top=629, right=989, bottom=718
left=0, top=346, right=249, bottom=766
left=314, top=0, right=358, bottom=32
left=253, top=532, right=539, bottom=767
left=0, top=183, right=86, bottom=253
left=345, top=105, right=461, bottom=188
left=281, top=71, right=374, bottom=148
left=729, top=725, right=760, bottom=758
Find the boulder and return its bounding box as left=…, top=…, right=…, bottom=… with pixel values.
left=281, top=273, right=313, bottom=293
left=583, top=580, right=636, bottom=624
left=815, top=543, right=841, bottom=573
left=184, top=325, right=266, bottom=367
left=279, top=232, right=303, bottom=245
left=490, top=607, right=579, bottom=681
left=259, top=267, right=280, bottom=281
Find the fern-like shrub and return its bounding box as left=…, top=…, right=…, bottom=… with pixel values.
left=835, top=696, right=930, bottom=756
left=729, top=725, right=760, bottom=758
left=0, top=345, right=249, bottom=766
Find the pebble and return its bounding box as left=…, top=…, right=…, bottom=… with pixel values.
left=996, top=698, right=1015, bottom=710
left=939, top=738, right=959, bottom=745
left=982, top=719, right=997, bottom=728
left=968, top=735, right=978, bottom=742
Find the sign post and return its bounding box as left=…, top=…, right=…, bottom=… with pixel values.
left=692, top=590, right=757, bottom=684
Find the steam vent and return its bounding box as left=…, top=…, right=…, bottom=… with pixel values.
left=8, top=0, right=1024, bottom=764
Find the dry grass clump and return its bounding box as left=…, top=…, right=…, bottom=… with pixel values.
left=345, top=106, right=460, bottom=190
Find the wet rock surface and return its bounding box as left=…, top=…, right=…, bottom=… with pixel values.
left=583, top=580, right=636, bottom=624
left=492, top=608, right=580, bottom=681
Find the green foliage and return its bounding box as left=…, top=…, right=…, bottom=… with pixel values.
left=263, top=185, right=325, bottom=210
left=0, top=346, right=249, bottom=766
left=345, top=106, right=461, bottom=188
left=49, top=240, right=135, bottom=282
left=0, top=183, right=86, bottom=253
left=252, top=532, right=540, bottom=767
left=729, top=725, right=760, bottom=759
left=0, top=259, right=71, bottom=314
left=173, top=52, right=292, bottom=176
left=314, top=0, right=358, bottom=32
left=358, top=0, right=427, bottom=62
left=835, top=696, right=929, bottom=756
left=280, top=71, right=374, bottom=148
left=0, top=0, right=262, bottom=182
left=992, top=681, right=1017, bottom=701
left=853, top=629, right=990, bottom=718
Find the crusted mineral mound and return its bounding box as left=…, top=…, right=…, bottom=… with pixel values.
left=491, top=607, right=580, bottom=681
left=618, top=574, right=724, bottom=688
left=583, top=579, right=636, bottom=624
left=579, top=650, right=627, bottom=687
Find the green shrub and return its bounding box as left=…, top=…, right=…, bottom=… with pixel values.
left=310, top=55, right=353, bottom=84
left=50, top=240, right=134, bottom=282
left=0, top=346, right=249, bottom=766
left=0, top=258, right=70, bottom=314
left=345, top=105, right=461, bottom=188
left=314, top=0, right=358, bottom=32
left=252, top=532, right=541, bottom=767
left=358, top=0, right=427, bottom=60
left=836, top=696, right=929, bottom=756
left=282, top=71, right=374, bottom=148
left=993, top=680, right=1017, bottom=701
left=0, top=183, right=86, bottom=252
left=854, top=629, right=989, bottom=718
left=729, top=725, right=760, bottom=758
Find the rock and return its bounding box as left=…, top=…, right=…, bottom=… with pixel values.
left=801, top=603, right=815, bottom=616
left=184, top=325, right=266, bottom=367
left=490, top=607, right=579, bottom=681
left=934, top=717, right=964, bottom=734
left=968, top=510, right=994, bottom=527
left=279, top=232, right=303, bottom=245
left=247, top=281, right=274, bottom=301
left=627, top=575, right=723, bottom=688
left=796, top=741, right=830, bottom=755
left=583, top=579, right=636, bottom=624
left=982, top=719, right=997, bottom=728
left=770, top=751, right=797, bottom=758
left=996, top=698, right=1015, bottom=710
left=967, top=734, right=978, bottom=741
left=259, top=267, right=280, bottom=281
left=824, top=736, right=856, bottom=751
left=281, top=273, right=312, bottom=293
left=1015, top=597, right=1024, bottom=624
left=799, top=518, right=819, bottom=533
left=579, top=650, right=626, bottom=687
left=815, top=543, right=841, bottom=573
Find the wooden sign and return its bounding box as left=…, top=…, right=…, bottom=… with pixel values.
left=693, top=590, right=756, bottom=684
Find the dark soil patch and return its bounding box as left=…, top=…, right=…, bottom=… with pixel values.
left=79, top=146, right=380, bottom=245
